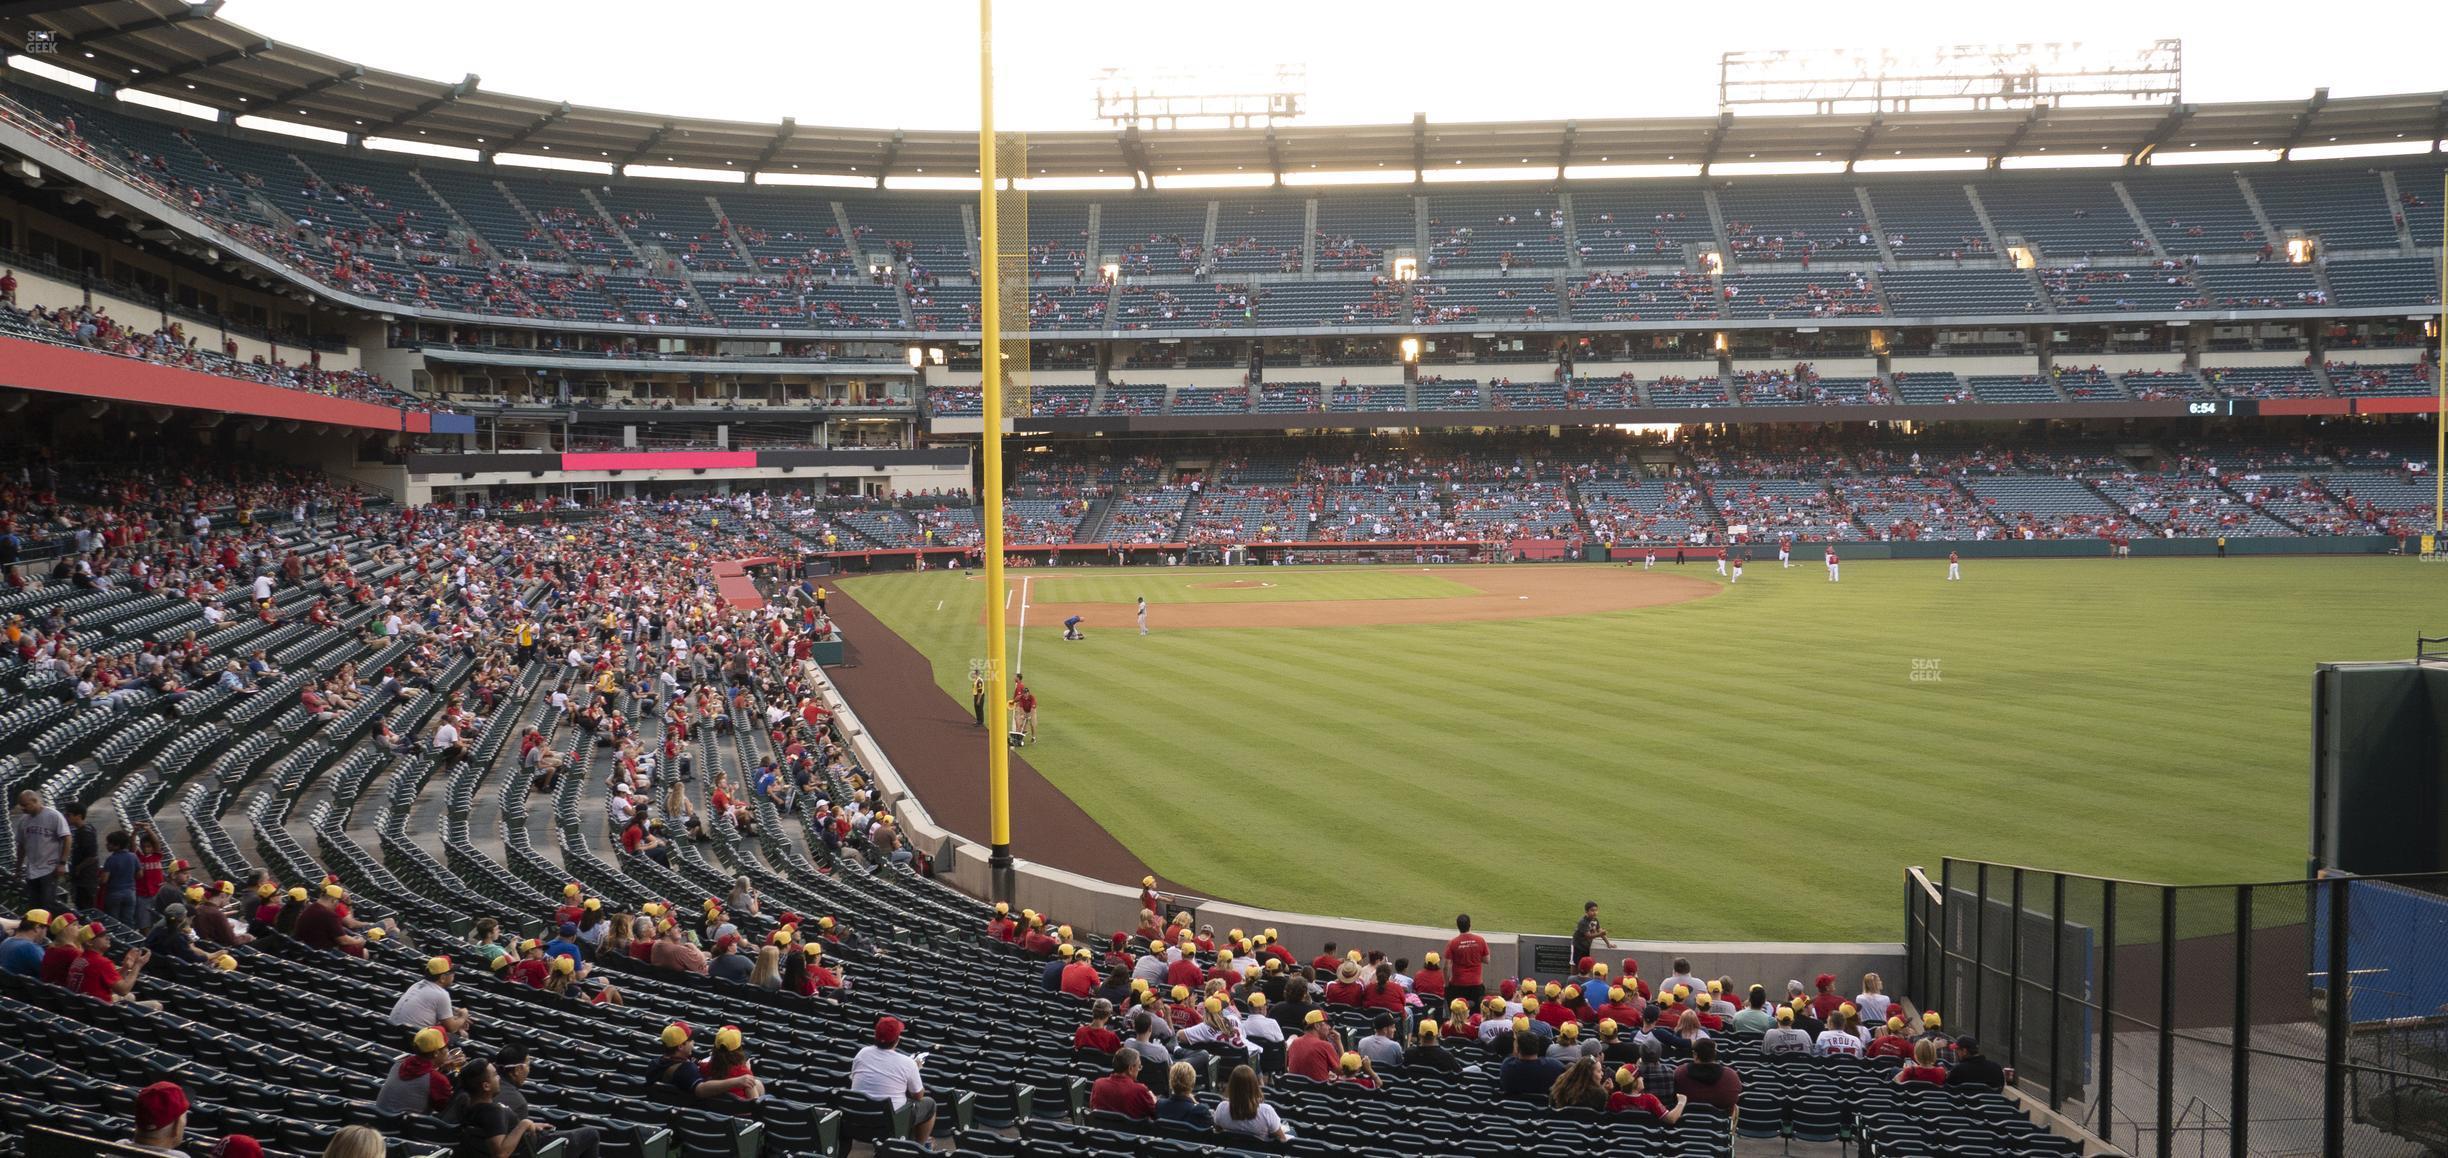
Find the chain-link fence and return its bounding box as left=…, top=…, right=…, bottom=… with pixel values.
left=1906, top=859, right=2448, bottom=1158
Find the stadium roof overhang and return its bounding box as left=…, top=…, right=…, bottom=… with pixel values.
left=4, top=1, right=2442, bottom=182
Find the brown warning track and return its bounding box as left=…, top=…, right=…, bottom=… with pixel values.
left=1004, top=566, right=1719, bottom=630
left=820, top=585, right=1178, bottom=889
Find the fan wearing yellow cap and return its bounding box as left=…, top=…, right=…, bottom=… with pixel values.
left=293, top=878, right=368, bottom=957
left=386, top=953, right=472, bottom=1039
left=986, top=902, right=1019, bottom=944
left=376, top=1025, right=462, bottom=1115
left=649, top=1021, right=765, bottom=1102
left=699, top=1026, right=760, bottom=1102
left=1605, top=1062, right=1688, bottom=1122
left=1286, top=1007, right=1344, bottom=1081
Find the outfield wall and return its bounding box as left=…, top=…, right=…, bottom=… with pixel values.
left=805, top=652, right=1905, bottom=988
left=1602, top=535, right=2402, bottom=562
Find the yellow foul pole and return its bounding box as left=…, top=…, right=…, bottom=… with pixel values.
left=978, top=0, right=1014, bottom=892
left=2436, top=171, right=2444, bottom=538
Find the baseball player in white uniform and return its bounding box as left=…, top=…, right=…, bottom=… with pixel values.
left=1826, top=549, right=1840, bottom=583
left=1778, top=537, right=1792, bottom=568
left=1715, top=552, right=1729, bottom=577
left=1730, top=555, right=1744, bottom=584
left=1946, top=552, right=1961, bottom=581
left=1137, top=596, right=1149, bottom=635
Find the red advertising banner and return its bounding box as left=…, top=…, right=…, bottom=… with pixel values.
left=0, top=336, right=429, bottom=432
left=562, top=450, right=758, bottom=471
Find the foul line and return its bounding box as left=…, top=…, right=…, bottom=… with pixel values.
left=1014, top=575, right=1031, bottom=676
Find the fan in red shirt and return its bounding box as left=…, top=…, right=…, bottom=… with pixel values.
left=1073, top=1001, right=1124, bottom=1055
left=1322, top=962, right=1366, bottom=1006
left=985, top=902, right=1018, bottom=943
left=1310, top=943, right=1344, bottom=974
left=507, top=939, right=551, bottom=988
left=1361, top=964, right=1408, bottom=1015
left=1087, top=1050, right=1157, bottom=1119
left=1606, top=1065, right=1686, bottom=1122
left=1285, top=1011, right=1343, bottom=1081
left=1413, top=952, right=1447, bottom=1000
left=1895, top=1039, right=1952, bottom=1084
left=40, top=916, right=84, bottom=985
left=1444, top=916, right=1491, bottom=1001
left=1866, top=1018, right=1918, bottom=1059
left=1019, top=917, right=1058, bottom=957
left=1163, top=950, right=1206, bottom=992
left=554, top=882, right=587, bottom=927
left=1810, top=973, right=1848, bottom=1021
left=1060, top=952, right=1099, bottom=998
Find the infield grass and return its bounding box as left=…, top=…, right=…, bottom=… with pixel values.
left=842, top=558, right=2434, bottom=942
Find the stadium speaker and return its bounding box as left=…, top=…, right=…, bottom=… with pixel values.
left=461, top=472, right=475, bottom=480
left=530, top=470, right=544, bottom=479
left=608, top=470, right=622, bottom=477
left=780, top=466, right=793, bottom=473
left=693, top=468, right=706, bottom=475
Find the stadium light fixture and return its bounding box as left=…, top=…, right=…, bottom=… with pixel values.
left=906, top=346, right=925, bottom=368
left=2286, top=237, right=2317, bottom=264
left=1392, top=256, right=1419, bottom=282
left=929, top=348, right=946, bottom=365
left=1399, top=337, right=1421, bottom=363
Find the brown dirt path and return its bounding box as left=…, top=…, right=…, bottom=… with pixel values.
left=821, top=584, right=1175, bottom=887
left=1003, top=566, right=1718, bottom=630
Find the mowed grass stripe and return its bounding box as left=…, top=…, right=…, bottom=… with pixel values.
left=843, top=558, right=2430, bottom=940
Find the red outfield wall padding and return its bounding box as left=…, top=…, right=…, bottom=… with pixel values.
left=0, top=336, right=430, bottom=432
left=562, top=450, right=757, bottom=471
left=2354, top=396, right=2443, bottom=416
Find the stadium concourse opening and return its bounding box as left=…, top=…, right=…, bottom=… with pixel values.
left=991, top=566, right=1719, bottom=629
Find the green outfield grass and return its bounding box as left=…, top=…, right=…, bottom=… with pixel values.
left=842, top=558, right=2434, bottom=942
left=1010, top=569, right=1477, bottom=604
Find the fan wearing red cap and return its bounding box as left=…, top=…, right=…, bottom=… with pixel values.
left=67, top=922, right=156, bottom=1009
left=849, top=1017, right=937, bottom=1144
left=1810, top=972, right=1847, bottom=1022
left=647, top=1022, right=763, bottom=1102
left=130, top=1081, right=189, bottom=1152
left=210, top=1134, right=265, bottom=1158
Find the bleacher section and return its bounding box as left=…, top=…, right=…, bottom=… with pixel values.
left=1878, top=269, right=2036, bottom=316
left=2325, top=257, right=2438, bottom=308
left=1864, top=184, right=1994, bottom=260
left=2124, top=172, right=2265, bottom=255
left=1716, top=185, right=1874, bottom=263
left=1978, top=177, right=2150, bottom=260
left=2249, top=169, right=2401, bottom=250
left=1098, top=198, right=1210, bottom=276
left=1425, top=193, right=1567, bottom=271
left=1312, top=195, right=1413, bottom=272
left=1211, top=198, right=1307, bottom=273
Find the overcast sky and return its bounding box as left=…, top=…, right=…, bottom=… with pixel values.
left=209, top=0, right=2437, bottom=133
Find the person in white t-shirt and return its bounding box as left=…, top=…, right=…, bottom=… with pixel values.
left=250, top=574, right=274, bottom=603
left=432, top=719, right=467, bottom=761
left=848, top=1018, right=935, bottom=1144
left=1812, top=1009, right=1867, bottom=1057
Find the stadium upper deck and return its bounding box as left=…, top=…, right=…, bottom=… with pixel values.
left=0, top=11, right=2438, bottom=345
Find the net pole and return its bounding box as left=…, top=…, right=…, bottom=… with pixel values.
left=2435, top=169, right=2444, bottom=539
left=978, top=0, right=1014, bottom=889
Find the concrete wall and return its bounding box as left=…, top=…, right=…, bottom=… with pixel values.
left=408, top=463, right=969, bottom=496
left=2058, top=353, right=2182, bottom=374
left=808, top=658, right=1904, bottom=989
left=1578, top=360, right=1721, bottom=380
left=1735, top=358, right=1878, bottom=377
left=2199, top=351, right=2316, bottom=371
left=1890, top=354, right=2039, bottom=378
